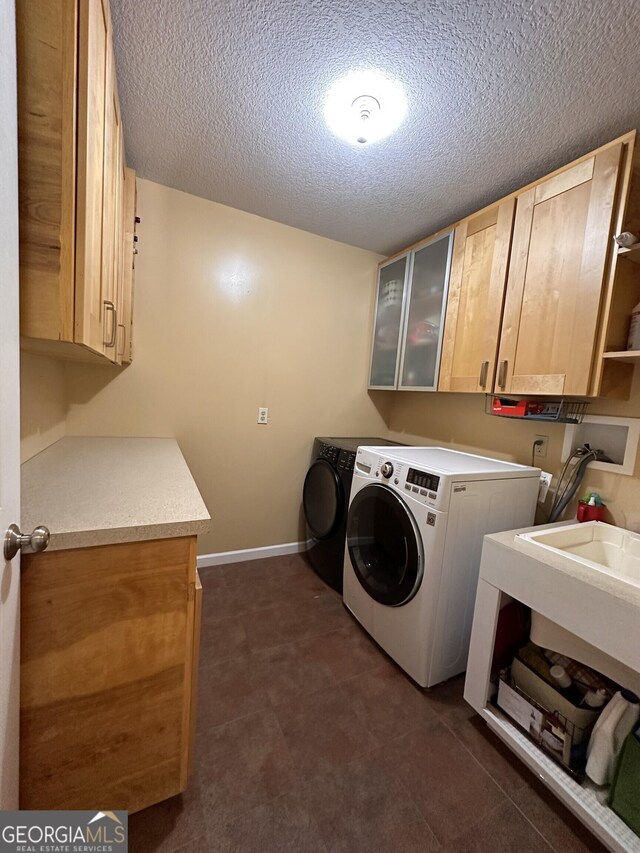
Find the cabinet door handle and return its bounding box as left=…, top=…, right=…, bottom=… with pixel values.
left=478, top=361, right=489, bottom=388
left=117, top=323, right=126, bottom=357
left=497, top=359, right=508, bottom=389
left=103, top=300, right=117, bottom=347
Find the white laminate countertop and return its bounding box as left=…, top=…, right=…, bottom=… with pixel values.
left=22, top=437, right=211, bottom=551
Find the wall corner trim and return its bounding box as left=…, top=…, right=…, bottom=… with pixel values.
left=197, top=539, right=312, bottom=569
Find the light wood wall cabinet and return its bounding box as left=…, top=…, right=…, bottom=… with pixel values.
left=20, top=537, right=201, bottom=813
left=17, top=0, right=135, bottom=365
left=117, top=167, right=137, bottom=365
left=497, top=143, right=623, bottom=396
left=439, top=200, right=515, bottom=392
left=431, top=132, right=639, bottom=398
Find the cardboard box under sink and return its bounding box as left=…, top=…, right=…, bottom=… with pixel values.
left=510, top=657, right=600, bottom=743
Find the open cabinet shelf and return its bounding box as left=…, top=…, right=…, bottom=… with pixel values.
left=485, top=395, right=589, bottom=424
left=603, top=349, right=640, bottom=363
left=617, top=244, right=640, bottom=265
left=481, top=705, right=640, bottom=852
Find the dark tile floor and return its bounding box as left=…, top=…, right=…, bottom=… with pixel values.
left=129, top=554, right=607, bottom=853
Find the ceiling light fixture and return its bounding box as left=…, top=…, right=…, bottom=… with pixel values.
left=324, top=70, right=407, bottom=146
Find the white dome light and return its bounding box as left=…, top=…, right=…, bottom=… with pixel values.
left=324, top=70, right=407, bottom=146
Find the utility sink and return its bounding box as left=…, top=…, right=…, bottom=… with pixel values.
left=518, top=521, right=640, bottom=589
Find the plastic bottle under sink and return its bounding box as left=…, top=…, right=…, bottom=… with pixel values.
left=549, top=665, right=585, bottom=705
left=586, top=691, right=640, bottom=785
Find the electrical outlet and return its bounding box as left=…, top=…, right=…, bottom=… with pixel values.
left=257, top=407, right=268, bottom=425
left=534, top=434, right=549, bottom=458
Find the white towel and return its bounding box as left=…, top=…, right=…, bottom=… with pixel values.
left=586, top=692, right=625, bottom=785
left=586, top=692, right=640, bottom=785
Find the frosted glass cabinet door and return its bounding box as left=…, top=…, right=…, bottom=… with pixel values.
left=368, top=255, right=409, bottom=388
left=399, top=233, right=453, bottom=390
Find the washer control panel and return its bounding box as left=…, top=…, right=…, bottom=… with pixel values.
left=356, top=450, right=450, bottom=511
left=407, top=467, right=439, bottom=493
left=402, top=467, right=440, bottom=505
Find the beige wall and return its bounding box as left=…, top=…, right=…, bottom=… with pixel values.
left=60, top=180, right=390, bottom=554
left=386, top=367, right=640, bottom=532
left=20, top=352, right=67, bottom=463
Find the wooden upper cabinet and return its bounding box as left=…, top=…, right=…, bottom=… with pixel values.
left=496, top=144, right=623, bottom=396
left=16, top=0, right=77, bottom=343
left=101, top=44, right=123, bottom=362
left=438, top=199, right=515, bottom=392
left=118, top=167, right=137, bottom=366
left=75, top=0, right=111, bottom=356
left=18, top=0, right=133, bottom=365
left=377, top=133, right=636, bottom=399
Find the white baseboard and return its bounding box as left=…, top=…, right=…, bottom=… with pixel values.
left=197, top=539, right=312, bottom=569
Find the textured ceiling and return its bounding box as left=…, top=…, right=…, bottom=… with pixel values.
left=111, top=0, right=640, bottom=255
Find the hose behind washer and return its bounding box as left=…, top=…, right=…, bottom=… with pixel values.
left=548, top=446, right=613, bottom=523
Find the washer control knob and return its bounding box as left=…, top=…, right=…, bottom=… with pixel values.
left=380, top=462, right=394, bottom=479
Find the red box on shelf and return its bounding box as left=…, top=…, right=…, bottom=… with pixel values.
left=491, top=398, right=547, bottom=417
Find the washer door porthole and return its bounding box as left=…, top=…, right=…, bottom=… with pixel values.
left=347, top=483, right=424, bottom=606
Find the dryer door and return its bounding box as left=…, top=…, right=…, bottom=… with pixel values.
left=303, top=460, right=344, bottom=540
left=347, top=483, right=423, bottom=606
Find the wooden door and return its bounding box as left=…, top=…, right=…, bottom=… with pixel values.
left=20, top=537, right=197, bottom=812
left=0, top=0, right=22, bottom=806
left=187, top=571, right=202, bottom=777
left=16, top=0, right=77, bottom=343
left=119, top=167, right=137, bottom=365
left=75, top=0, right=110, bottom=356
left=114, top=126, right=126, bottom=364
left=101, top=46, right=121, bottom=362
left=439, top=200, right=515, bottom=392
left=496, top=144, right=622, bottom=396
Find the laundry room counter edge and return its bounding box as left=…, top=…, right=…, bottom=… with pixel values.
left=21, top=436, right=211, bottom=552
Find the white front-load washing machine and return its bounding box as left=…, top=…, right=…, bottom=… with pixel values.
left=343, top=446, right=539, bottom=687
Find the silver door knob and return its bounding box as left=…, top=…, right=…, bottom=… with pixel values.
left=4, top=524, right=50, bottom=561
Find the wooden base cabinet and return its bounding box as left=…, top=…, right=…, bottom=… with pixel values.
left=20, top=537, right=201, bottom=814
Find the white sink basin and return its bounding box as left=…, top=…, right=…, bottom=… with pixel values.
left=518, top=521, right=640, bottom=589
